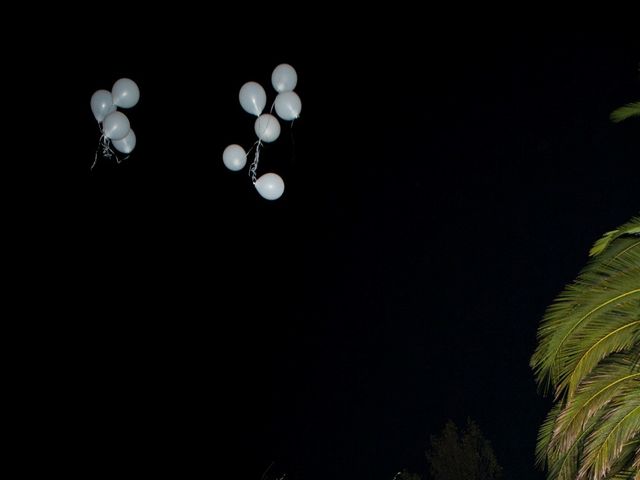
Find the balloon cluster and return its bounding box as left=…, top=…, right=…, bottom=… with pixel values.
left=90, top=78, right=140, bottom=169
left=223, top=64, right=302, bottom=200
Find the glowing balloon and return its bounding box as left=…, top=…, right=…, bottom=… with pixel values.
left=274, top=91, right=301, bottom=121
left=112, top=129, right=136, bottom=154
left=254, top=114, right=281, bottom=143
left=112, top=78, right=140, bottom=108
left=239, top=81, right=266, bottom=116
left=271, top=64, right=297, bottom=93
left=255, top=173, right=285, bottom=200
left=223, top=144, right=247, bottom=171
left=90, top=89, right=116, bottom=123
left=102, top=111, right=130, bottom=141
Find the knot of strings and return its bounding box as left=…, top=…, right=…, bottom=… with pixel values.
left=91, top=129, right=128, bottom=171
left=247, top=139, right=262, bottom=185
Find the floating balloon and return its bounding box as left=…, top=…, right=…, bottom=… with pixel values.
left=239, top=81, right=266, bottom=116
left=254, top=114, right=281, bottom=143
left=90, top=89, right=117, bottom=123
left=271, top=64, right=297, bottom=93
left=102, top=111, right=130, bottom=141
left=274, top=91, right=302, bottom=121
left=112, top=129, right=136, bottom=154
left=223, top=144, right=247, bottom=171
left=255, top=173, right=285, bottom=200
left=112, top=78, right=140, bottom=108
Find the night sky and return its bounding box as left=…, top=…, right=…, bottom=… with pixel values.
left=23, top=21, right=639, bottom=480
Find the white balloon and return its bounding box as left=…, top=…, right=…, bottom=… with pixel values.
left=239, top=81, right=266, bottom=116
left=255, top=173, right=285, bottom=200
left=102, top=111, right=130, bottom=141
left=222, top=144, right=247, bottom=171
left=254, top=114, right=281, bottom=143
left=112, top=129, right=136, bottom=154
left=274, top=91, right=302, bottom=121
left=271, top=64, right=297, bottom=93
left=90, top=89, right=116, bottom=123
left=112, top=78, right=140, bottom=108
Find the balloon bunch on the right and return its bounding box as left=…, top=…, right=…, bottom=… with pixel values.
left=223, top=64, right=301, bottom=200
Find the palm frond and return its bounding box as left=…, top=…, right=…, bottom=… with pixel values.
left=588, top=439, right=640, bottom=480
left=546, top=420, right=595, bottom=480
left=537, top=402, right=565, bottom=468
left=591, top=217, right=640, bottom=257
left=605, top=471, right=637, bottom=480
left=578, top=388, right=640, bottom=480
left=532, top=216, right=640, bottom=392
left=608, top=438, right=640, bottom=480
left=531, top=246, right=640, bottom=395
left=601, top=465, right=638, bottom=480
left=564, top=304, right=640, bottom=394
left=610, top=102, right=640, bottom=123
left=550, top=350, right=640, bottom=455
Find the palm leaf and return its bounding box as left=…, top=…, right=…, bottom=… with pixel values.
left=610, top=102, right=640, bottom=123
left=546, top=413, right=600, bottom=480
left=606, top=439, right=640, bottom=480
left=531, top=217, right=640, bottom=394
left=563, top=298, right=640, bottom=394
left=549, top=349, right=640, bottom=455
left=590, top=439, right=640, bottom=480
left=578, top=387, right=640, bottom=479
left=537, top=402, right=565, bottom=468
left=539, top=384, right=639, bottom=480
left=531, top=250, right=640, bottom=395
left=590, top=217, right=640, bottom=257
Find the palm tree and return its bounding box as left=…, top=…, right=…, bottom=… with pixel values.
left=530, top=215, right=640, bottom=480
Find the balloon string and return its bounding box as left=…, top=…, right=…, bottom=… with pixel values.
left=289, top=120, right=296, bottom=165
left=249, top=140, right=262, bottom=185
left=91, top=150, right=99, bottom=171
left=245, top=139, right=261, bottom=159
left=91, top=126, right=104, bottom=171
left=91, top=133, right=113, bottom=170
left=260, top=461, right=275, bottom=480
left=91, top=130, right=127, bottom=171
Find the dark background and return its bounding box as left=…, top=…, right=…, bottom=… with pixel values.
left=14, top=17, right=639, bottom=480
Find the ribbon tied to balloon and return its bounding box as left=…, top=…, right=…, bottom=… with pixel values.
left=90, top=78, right=140, bottom=170
left=223, top=64, right=301, bottom=200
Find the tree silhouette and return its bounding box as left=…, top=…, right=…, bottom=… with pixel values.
left=425, top=419, right=503, bottom=480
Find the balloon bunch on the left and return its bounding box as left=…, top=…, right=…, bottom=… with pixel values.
left=90, top=78, right=140, bottom=169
